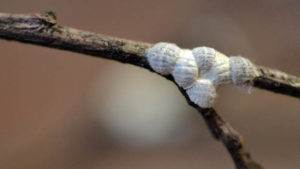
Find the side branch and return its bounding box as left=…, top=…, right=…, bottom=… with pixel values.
left=200, top=108, right=262, bottom=169
left=178, top=87, right=262, bottom=169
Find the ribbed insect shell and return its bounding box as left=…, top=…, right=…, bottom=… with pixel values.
left=172, top=49, right=198, bottom=89
left=229, top=56, right=259, bottom=86
left=197, top=51, right=231, bottom=86
left=186, top=79, right=216, bottom=108
left=192, top=46, right=216, bottom=71
left=146, top=42, right=181, bottom=75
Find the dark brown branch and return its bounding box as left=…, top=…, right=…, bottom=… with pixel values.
left=253, top=66, right=300, bottom=98
left=0, top=12, right=298, bottom=99
left=178, top=86, right=263, bottom=169
left=200, top=108, right=262, bottom=169
left=0, top=11, right=152, bottom=70
left=1, top=11, right=299, bottom=169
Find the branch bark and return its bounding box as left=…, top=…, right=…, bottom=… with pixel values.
left=254, top=66, right=300, bottom=98
left=0, top=11, right=299, bottom=169
left=178, top=87, right=263, bottom=169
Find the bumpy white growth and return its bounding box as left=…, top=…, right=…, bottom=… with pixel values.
left=146, top=42, right=180, bottom=75
left=208, top=52, right=231, bottom=86
left=229, top=56, right=259, bottom=86
left=186, top=79, right=216, bottom=108
left=192, top=47, right=215, bottom=70
left=146, top=42, right=259, bottom=108
left=172, top=50, right=198, bottom=89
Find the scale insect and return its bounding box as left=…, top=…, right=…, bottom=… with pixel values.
left=146, top=42, right=259, bottom=108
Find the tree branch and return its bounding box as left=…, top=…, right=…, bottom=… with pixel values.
left=0, top=11, right=152, bottom=69
left=0, top=11, right=299, bottom=169
left=253, top=66, right=300, bottom=98
left=176, top=86, right=263, bottom=169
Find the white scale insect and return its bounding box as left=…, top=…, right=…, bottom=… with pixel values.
left=146, top=42, right=259, bottom=108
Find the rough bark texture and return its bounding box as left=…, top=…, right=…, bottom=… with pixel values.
left=177, top=86, right=263, bottom=169
left=0, top=11, right=152, bottom=69
left=253, top=66, right=300, bottom=98
left=1, top=11, right=299, bottom=169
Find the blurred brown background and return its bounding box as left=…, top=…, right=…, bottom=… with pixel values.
left=0, top=0, right=299, bottom=169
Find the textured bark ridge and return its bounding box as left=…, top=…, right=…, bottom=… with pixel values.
left=0, top=11, right=152, bottom=69
left=0, top=11, right=299, bottom=169
left=253, top=66, right=300, bottom=98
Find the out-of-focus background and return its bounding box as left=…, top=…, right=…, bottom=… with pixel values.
left=0, top=0, right=299, bottom=169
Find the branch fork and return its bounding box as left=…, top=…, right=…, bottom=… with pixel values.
left=1, top=11, right=299, bottom=169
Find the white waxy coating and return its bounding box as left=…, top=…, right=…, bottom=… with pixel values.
left=146, top=42, right=259, bottom=108
left=172, top=49, right=198, bottom=89
left=229, top=56, right=259, bottom=86
left=186, top=79, right=216, bottom=108
left=209, top=52, right=231, bottom=86
left=192, top=47, right=216, bottom=70
left=197, top=51, right=231, bottom=86
left=146, top=42, right=180, bottom=75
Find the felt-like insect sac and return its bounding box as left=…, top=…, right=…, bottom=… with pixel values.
left=229, top=56, right=259, bottom=86
left=146, top=42, right=180, bottom=75
left=172, top=49, right=198, bottom=89
left=197, top=51, right=231, bottom=86
left=209, top=52, right=231, bottom=86
left=146, top=42, right=258, bottom=108
left=192, top=47, right=216, bottom=71
left=186, top=79, right=216, bottom=108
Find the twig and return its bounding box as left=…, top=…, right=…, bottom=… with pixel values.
left=0, top=11, right=152, bottom=69
left=0, top=11, right=299, bottom=169
left=253, top=66, right=300, bottom=98
left=0, top=11, right=298, bottom=98
left=179, top=88, right=263, bottom=169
